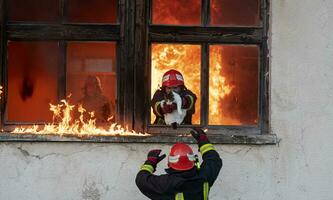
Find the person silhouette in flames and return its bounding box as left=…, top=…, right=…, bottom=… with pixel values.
left=79, top=75, right=115, bottom=123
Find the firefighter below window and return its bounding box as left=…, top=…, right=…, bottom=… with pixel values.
left=151, top=69, right=197, bottom=127
left=136, top=128, right=223, bottom=200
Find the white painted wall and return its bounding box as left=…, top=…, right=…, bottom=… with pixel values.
left=1, top=0, right=333, bottom=199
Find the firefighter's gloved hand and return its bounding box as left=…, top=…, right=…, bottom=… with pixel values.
left=145, top=149, right=166, bottom=168
left=161, top=103, right=177, bottom=114
left=190, top=128, right=209, bottom=147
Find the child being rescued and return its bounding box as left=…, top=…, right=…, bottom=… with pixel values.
left=151, top=69, right=197, bottom=125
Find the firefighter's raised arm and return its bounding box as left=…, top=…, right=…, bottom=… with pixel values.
left=135, top=149, right=175, bottom=199
left=190, top=128, right=223, bottom=186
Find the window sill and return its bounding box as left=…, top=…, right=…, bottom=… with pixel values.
left=0, top=132, right=278, bottom=145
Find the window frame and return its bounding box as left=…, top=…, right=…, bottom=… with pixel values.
left=0, top=0, right=130, bottom=127
left=134, top=0, right=275, bottom=144
left=0, top=0, right=277, bottom=144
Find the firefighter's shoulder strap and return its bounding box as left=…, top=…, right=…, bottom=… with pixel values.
left=174, top=182, right=210, bottom=200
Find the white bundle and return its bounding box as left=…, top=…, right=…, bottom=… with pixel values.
left=161, top=91, right=186, bottom=125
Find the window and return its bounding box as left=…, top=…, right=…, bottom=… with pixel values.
left=0, top=0, right=124, bottom=131
left=0, top=0, right=276, bottom=144
left=141, top=0, right=274, bottom=143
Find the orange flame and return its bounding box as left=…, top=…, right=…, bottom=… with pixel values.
left=209, top=47, right=237, bottom=125
left=11, top=99, right=148, bottom=136
left=151, top=44, right=236, bottom=125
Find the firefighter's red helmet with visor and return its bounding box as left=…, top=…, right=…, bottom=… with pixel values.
left=168, top=142, right=195, bottom=171
left=162, top=69, right=184, bottom=87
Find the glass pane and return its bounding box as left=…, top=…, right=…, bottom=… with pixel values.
left=210, top=0, right=260, bottom=26
left=66, top=42, right=117, bottom=123
left=151, top=44, right=201, bottom=125
left=68, top=0, right=117, bottom=23
left=209, top=45, right=259, bottom=125
left=7, top=41, right=60, bottom=122
left=152, top=0, right=201, bottom=25
left=8, top=0, right=60, bottom=22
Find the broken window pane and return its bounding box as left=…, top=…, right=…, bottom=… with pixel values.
left=152, top=0, right=201, bottom=25
left=210, top=0, right=260, bottom=26
left=151, top=43, right=201, bottom=125
left=7, top=41, right=60, bottom=122
left=209, top=45, right=259, bottom=125
left=67, top=0, right=117, bottom=23
left=8, top=0, right=60, bottom=22
left=66, top=42, right=117, bottom=123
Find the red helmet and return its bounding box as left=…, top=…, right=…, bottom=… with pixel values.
left=168, top=142, right=195, bottom=171
left=162, top=70, right=184, bottom=87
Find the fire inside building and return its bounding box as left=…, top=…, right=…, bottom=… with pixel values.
left=0, top=0, right=273, bottom=144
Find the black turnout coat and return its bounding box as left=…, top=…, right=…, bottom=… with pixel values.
left=136, top=145, right=222, bottom=200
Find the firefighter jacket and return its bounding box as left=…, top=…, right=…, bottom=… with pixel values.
left=136, top=144, right=222, bottom=200
left=151, top=89, right=197, bottom=125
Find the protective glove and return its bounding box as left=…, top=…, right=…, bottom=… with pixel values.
left=190, top=128, right=210, bottom=147
left=144, top=149, right=166, bottom=169
left=161, top=103, right=177, bottom=114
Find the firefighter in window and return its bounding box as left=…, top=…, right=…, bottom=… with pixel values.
left=136, top=128, right=222, bottom=200
left=79, top=75, right=115, bottom=123
left=151, top=69, right=197, bottom=126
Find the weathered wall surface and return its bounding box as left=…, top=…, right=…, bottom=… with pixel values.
left=1, top=0, right=333, bottom=199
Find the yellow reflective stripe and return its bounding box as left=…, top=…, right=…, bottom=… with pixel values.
left=203, top=182, right=209, bottom=200
left=175, top=192, right=184, bottom=200
left=140, top=164, right=154, bottom=173
left=200, top=144, right=215, bottom=155
left=154, top=101, right=163, bottom=116
left=185, top=95, right=194, bottom=109
left=195, top=160, right=201, bottom=170
left=195, top=155, right=200, bottom=169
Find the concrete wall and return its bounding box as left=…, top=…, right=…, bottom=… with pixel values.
left=1, top=0, right=333, bottom=199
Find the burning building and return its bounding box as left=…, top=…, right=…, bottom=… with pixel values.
left=0, top=0, right=267, bottom=141
left=1, top=0, right=330, bottom=200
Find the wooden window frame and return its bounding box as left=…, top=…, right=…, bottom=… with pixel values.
left=0, top=0, right=132, bottom=136
left=0, top=0, right=277, bottom=144
left=134, top=0, right=276, bottom=144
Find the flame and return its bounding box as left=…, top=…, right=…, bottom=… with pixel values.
left=0, top=86, right=2, bottom=99
left=11, top=99, right=148, bottom=137
left=209, top=47, right=237, bottom=125
left=151, top=44, right=237, bottom=125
